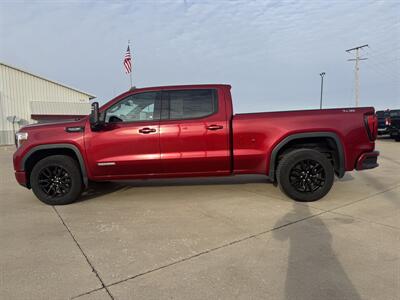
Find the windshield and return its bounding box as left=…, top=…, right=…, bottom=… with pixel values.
left=390, top=110, right=400, bottom=117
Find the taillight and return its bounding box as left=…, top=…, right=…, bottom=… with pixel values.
left=385, top=117, right=391, bottom=126
left=364, top=114, right=378, bottom=141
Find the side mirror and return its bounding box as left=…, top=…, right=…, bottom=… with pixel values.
left=90, top=102, right=104, bottom=130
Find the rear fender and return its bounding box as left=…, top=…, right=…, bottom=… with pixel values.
left=269, top=132, right=345, bottom=180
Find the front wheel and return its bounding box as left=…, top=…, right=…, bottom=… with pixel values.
left=276, top=149, right=334, bottom=202
left=30, top=155, right=83, bottom=205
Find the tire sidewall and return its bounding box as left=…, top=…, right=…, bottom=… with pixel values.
left=277, top=149, right=334, bottom=202
left=30, top=155, right=83, bottom=205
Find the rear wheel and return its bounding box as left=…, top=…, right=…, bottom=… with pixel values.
left=277, top=149, right=334, bottom=202
left=30, top=155, right=83, bottom=205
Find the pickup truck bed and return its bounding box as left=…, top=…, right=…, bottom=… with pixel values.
left=233, top=107, right=375, bottom=176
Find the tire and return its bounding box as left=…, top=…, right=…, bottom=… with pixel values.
left=30, top=155, right=83, bottom=205
left=276, top=149, right=334, bottom=202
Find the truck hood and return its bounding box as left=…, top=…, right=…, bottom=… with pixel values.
left=16, top=118, right=88, bottom=149
left=20, top=118, right=88, bottom=132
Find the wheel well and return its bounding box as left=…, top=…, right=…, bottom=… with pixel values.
left=24, top=148, right=82, bottom=188
left=274, top=137, right=342, bottom=178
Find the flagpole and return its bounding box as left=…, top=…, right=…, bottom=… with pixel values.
left=128, top=40, right=133, bottom=88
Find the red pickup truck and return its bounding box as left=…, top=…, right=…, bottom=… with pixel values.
left=13, top=84, right=379, bottom=205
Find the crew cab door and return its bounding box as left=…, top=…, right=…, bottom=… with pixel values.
left=85, top=91, right=161, bottom=178
left=159, top=88, right=230, bottom=175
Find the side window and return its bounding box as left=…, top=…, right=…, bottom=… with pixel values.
left=106, top=92, right=159, bottom=123
left=166, top=89, right=217, bottom=120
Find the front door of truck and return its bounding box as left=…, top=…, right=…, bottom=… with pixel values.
left=86, top=91, right=161, bottom=178
left=159, top=88, right=230, bottom=175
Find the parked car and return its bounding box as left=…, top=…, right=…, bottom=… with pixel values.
left=376, top=110, right=391, bottom=135
left=389, top=109, right=400, bottom=141
left=13, top=84, right=379, bottom=205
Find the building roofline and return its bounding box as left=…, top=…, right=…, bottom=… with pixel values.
left=0, top=62, right=96, bottom=99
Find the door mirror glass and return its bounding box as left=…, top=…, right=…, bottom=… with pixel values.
left=90, top=102, right=105, bottom=130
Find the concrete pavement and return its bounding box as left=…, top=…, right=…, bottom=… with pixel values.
left=1, top=139, right=399, bottom=299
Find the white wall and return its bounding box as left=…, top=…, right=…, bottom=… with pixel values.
left=0, top=63, right=93, bottom=145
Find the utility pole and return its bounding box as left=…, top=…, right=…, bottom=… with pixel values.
left=346, top=44, right=368, bottom=107
left=319, top=72, right=325, bottom=109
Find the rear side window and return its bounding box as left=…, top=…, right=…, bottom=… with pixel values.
left=164, top=89, right=218, bottom=120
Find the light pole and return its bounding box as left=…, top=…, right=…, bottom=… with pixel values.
left=319, top=72, right=325, bottom=109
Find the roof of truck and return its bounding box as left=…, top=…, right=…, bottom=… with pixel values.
left=128, top=84, right=231, bottom=92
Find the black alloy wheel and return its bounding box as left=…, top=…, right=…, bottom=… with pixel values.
left=30, top=155, right=83, bottom=205
left=277, top=149, right=334, bottom=202
left=289, top=159, right=326, bottom=193
left=38, top=165, right=72, bottom=198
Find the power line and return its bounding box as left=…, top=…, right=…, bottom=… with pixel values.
left=346, top=44, right=368, bottom=107
left=364, top=62, right=399, bottom=82
left=362, top=45, right=400, bottom=79
left=365, top=56, right=400, bottom=79
left=367, top=64, right=399, bottom=79
left=366, top=47, right=400, bottom=57
left=364, top=64, right=396, bottom=82
left=364, top=46, right=400, bottom=64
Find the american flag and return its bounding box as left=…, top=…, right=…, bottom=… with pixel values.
left=124, top=46, right=132, bottom=74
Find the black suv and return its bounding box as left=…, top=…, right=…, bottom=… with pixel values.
left=376, top=110, right=391, bottom=136
left=389, top=109, right=400, bottom=141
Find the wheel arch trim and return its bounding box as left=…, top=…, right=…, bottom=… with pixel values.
left=21, top=144, right=88, bottom=187
left=269, top=132, right=345, bottom=180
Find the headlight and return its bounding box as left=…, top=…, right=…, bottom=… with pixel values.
left=15, top=132, right=28, bottom=148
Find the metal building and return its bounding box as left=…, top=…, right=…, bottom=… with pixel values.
left=0, top=62, right=95, bottom=145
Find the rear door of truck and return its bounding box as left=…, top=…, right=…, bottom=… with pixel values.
left=158, top=87, right=230, bottom=175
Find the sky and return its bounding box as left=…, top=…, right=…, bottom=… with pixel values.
left=0, top=0, right=399, bottom=113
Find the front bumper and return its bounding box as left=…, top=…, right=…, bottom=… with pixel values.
left=15, top=171, right=28, bottom=188
left=356, top=151, right=379, bottom=171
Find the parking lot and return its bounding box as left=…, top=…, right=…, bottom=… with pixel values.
left=0, top=139, right=399, bottom=300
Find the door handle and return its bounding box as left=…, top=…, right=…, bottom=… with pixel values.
left=138, top=127, right=156, bottom=134
left=206, top=124, right=224, bottom=131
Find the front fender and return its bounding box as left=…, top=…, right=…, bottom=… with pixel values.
left=20, top=143, right=89, bottom=187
